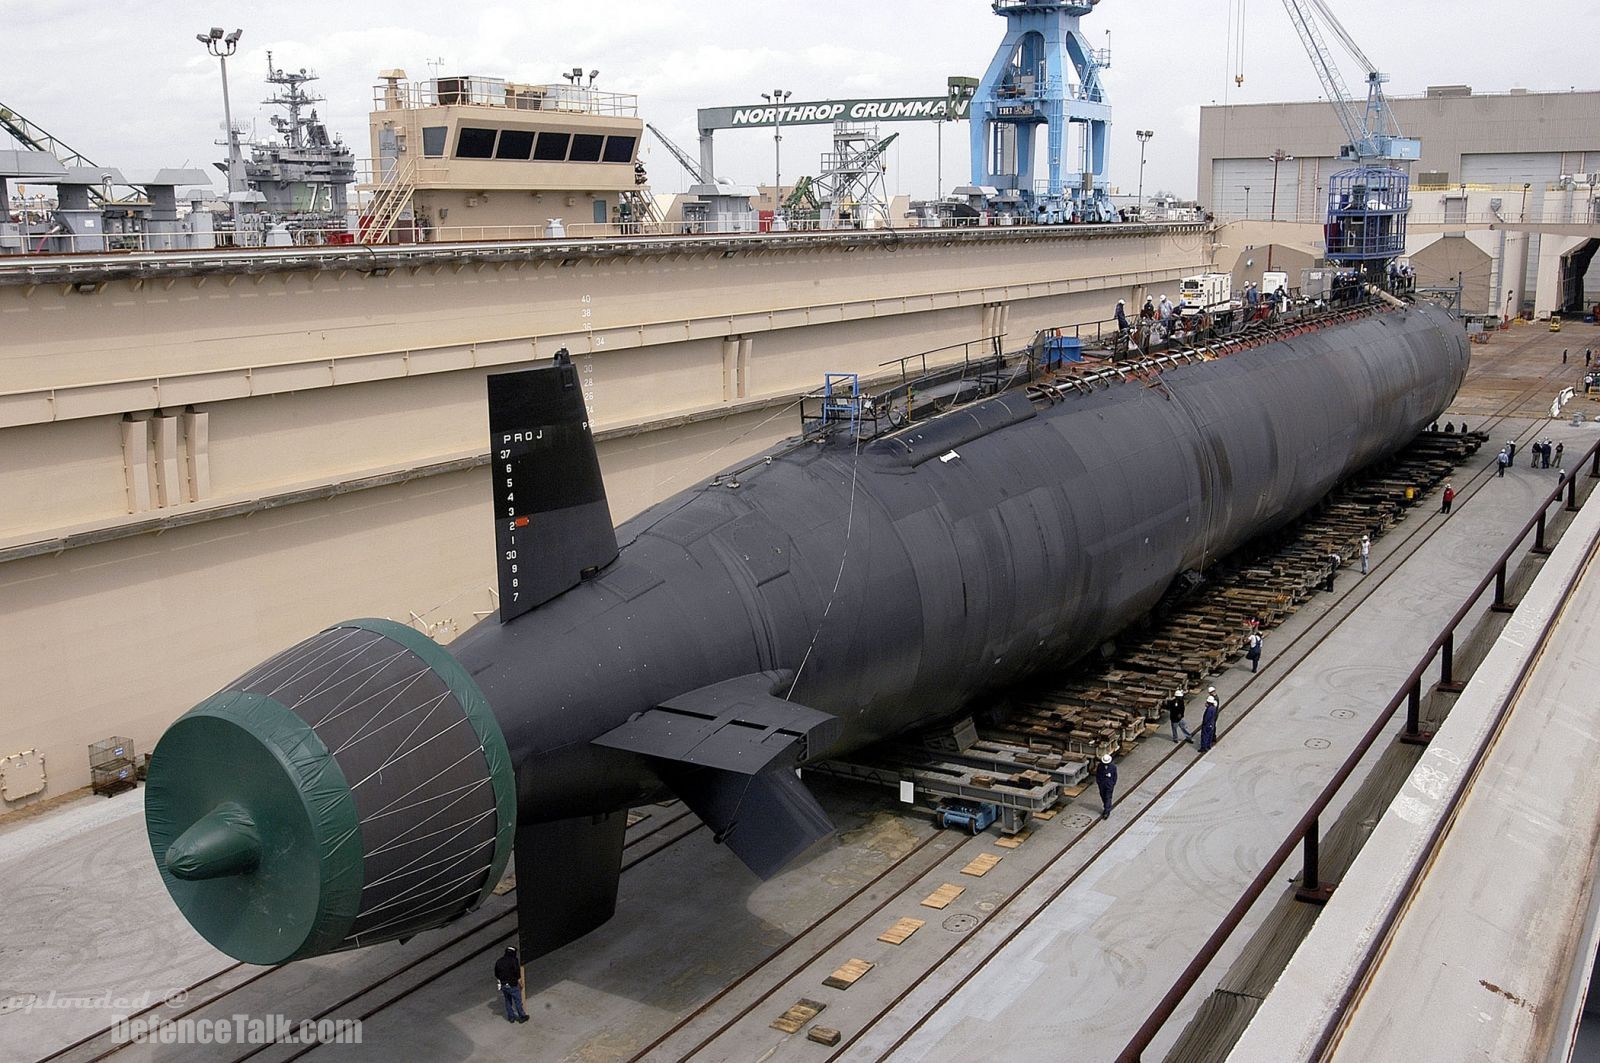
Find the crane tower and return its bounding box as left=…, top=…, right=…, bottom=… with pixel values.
left=965, top=0, right=1115, bottom=223
left=1280, top=0, right=1420, bottom=277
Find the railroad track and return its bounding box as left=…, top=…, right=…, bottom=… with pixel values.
left=40, top=332, right=1568, bottom=1063
left=39, top=808, right=702, bottom=1063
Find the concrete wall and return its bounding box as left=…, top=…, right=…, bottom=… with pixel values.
left=0, top=226, right=1212, bottom=812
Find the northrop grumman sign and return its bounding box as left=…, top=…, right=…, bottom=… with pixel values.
left=699, top=96, right=972, bottom=132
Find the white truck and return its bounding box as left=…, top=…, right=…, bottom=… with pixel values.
left=1179, top=272, right=1233, bottom=312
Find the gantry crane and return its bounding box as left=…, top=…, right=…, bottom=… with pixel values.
left=967, top=0, right=1115, bottom=224
left=1279, top=0, right=1419, bottom=277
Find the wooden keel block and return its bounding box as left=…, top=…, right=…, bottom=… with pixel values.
left=772, top=998, right=827, bottom=1033
left=878, top=917, right=925, bottom=944
left=995, top=829, right=1032, bottom=849
left=808, top=1027, right=843, bottom=1046
left=921, top=883, right=966, bottom=909
left=823, top=958, right=875, bottom=989
left=961, top=853, right=1003, bottom=876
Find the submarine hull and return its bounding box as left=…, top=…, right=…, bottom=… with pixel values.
left=146, top=303, right=1468, bottom=964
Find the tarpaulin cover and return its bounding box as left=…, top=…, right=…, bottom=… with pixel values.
left=146, top=620, right=515, bottom=963
left=145, top=690, right=362, bottom=964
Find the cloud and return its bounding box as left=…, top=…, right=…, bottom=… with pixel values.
left=3, top=0, right=1591, bottom=203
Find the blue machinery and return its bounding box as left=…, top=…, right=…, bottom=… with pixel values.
left=967, top=0, right=1116, bottom=223
left=1280, top=0, right=1421, bottom=275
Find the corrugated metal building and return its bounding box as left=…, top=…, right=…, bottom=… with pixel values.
left=1199, top=86, right=1600, bottom=221
left=1198, top=86, right=1600, bottom=312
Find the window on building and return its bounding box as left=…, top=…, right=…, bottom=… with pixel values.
left=533, top=132, right=571, bottom=161
left=456, top=127, right=497, bottom=159
left=569, top=133, right=605, bottom=163
left=421, top=126, right=447, bottom=157
left=602, top=136, right=637, bottom=164
left=496, top=129, right=535, bottom=160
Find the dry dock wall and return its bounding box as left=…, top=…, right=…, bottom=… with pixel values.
left=0, top=226, right=1210, bottom=809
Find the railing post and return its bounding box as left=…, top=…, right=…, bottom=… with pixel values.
left=1533, top=509, right=1551, bottom=555
left=1590, top=446, right=1600, bottom=479
left=1491, top=561, right=1516, bottom=613
left=1568, top=471, right=1580, bottom=512
left=1400, top=676, right=1432, bottom=745
left=1438, top=630, right=1465, bottom=693
left=1295, top=816, right=1335, bottom=904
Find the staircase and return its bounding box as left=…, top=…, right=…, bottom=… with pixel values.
left=359, top=158, right=417, bottom=244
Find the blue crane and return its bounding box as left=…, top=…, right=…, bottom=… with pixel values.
left=967, top=0, right=1115, bottom=224
left=1280, top=0, right=1420, bottom=276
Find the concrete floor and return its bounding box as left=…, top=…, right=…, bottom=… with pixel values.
left=1232, top=459, right=1600, bottom=1061
left=6, top=318, right=1595, bottom=1063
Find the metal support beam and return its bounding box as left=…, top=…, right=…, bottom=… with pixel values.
left=1400, top=677, right=1432, bottom=745
left=1437, top=630, right=1465, bottom=693
left=1490, top=562, right=1517, bottom=613
left=1533, top=510, right=1552, bottom=555
left=1294, top=815, right=1336, bottom=904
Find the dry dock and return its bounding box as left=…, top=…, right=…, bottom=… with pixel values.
left=6, top=319, right=1595, bottom=1063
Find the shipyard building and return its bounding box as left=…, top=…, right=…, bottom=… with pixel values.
left=1199, top=86, right=1600, bottom=316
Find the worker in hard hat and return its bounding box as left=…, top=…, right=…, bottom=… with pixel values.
left=1166, top=687, right=1195, bottom=744
left=1199, top=687, right=1221, bottom=753
left=1115, top=299, right=1131, bottom=333
left=1094, top=752, right=1118, bottom=820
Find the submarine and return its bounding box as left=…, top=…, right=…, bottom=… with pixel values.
left=144, top=299, right=1469, bottom=967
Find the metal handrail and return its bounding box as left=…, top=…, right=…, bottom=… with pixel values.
left=1117, top=437, right=1600, bottom=1062
left=1, top=215, right=1211, bottom=259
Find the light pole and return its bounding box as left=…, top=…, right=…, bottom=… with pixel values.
left=761, top=88, right=791, bottom=215
left=1135, top=130, right=1153, bottom=211
left=1266, top=149, right=1293, bottom=221
left=1243, top=185, right=1251, bottom=219
left=196, top=27, right=245, bottom=211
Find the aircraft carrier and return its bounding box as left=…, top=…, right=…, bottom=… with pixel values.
left=7, top=2, right=1600, bottom=1061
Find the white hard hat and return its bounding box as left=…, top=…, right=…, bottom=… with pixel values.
left=1208, top=686, right=1217, bottom=694
left=1117, top=299, right=1125, bottom=305
left=1100, top=753, right=1112, bottom=764
left=1174, top=688, right=1184, bottom=697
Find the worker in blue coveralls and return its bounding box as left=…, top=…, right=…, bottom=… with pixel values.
left=1199, top=687, right=1221, bottom=753
left=1094, top=753, right=1117, bottom=820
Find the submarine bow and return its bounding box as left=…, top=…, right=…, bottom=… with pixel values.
left=145, top=619, right=516, bottom=965
left=147, top=303, right=1469, bottom=966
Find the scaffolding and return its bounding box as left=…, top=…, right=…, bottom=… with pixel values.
left=814, top=124, right=898, bottom=229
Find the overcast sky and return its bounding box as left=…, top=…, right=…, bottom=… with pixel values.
left=3, top=0, right=1590, bottom=204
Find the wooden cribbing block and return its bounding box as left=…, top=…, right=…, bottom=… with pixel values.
left=1033, top=809, right=1058, bottom=821
left=772, top=998, right=827, bottom=1033
left=920, top=883, right=965, bottom=909
left=961, top=853, right=1002, bottom=877
left=808, top=1027, right=842, bottom=1046
left=878, top=916, right=925, bottom=945
left=822, top=958, right=874, bottom=989
left=995, top=829, right=1032, bottom=849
